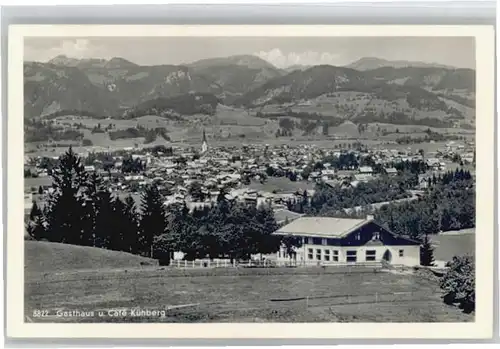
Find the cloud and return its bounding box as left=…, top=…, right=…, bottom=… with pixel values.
left=24, top=39, right=111, bottom=62
left=254, top=48, right=342, bottom=68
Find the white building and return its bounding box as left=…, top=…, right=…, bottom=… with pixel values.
left=272, top=215, right=421, bottom=267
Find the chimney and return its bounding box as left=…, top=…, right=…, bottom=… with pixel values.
left=366, top=215, right=374, bottom=222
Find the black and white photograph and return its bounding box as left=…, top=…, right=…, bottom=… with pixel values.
left=6, top=24, right=495, bottom=338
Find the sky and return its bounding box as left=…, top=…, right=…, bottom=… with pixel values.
left=24, top=36, right=475, bottom=69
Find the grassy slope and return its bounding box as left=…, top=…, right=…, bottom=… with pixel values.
left=431, top=229, right=475, bottom=263
left=25, top=241, right=157, bottom=275
left=25, top=241, right=472, bottom=323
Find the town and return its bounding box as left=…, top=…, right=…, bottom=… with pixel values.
left=24, top=131, right=475, bottom=266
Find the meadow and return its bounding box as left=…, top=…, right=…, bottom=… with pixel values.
left=246, top=178, right=316, bottom=194
left=25, top=241, right=473, bottom=323
left=431, top=229, right=475, bottom=264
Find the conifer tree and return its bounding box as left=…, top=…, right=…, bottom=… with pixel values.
left=93, top=189, right=115, bottom=249
left=123, top=195, right=140, bottom=254
left=139, top=185, right=166, bottom=257
left=44, top=146, right=88, bottom=244
left=27, top=201, right=46, bottom=240
left=420, top=233, right=435, bottom=266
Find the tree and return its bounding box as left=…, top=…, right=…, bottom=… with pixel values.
left=322, top=122, right=329, bottom=136
left=189, top=181, right=206, bottom=202
left=43, top=146, right=88, bottom=244
left=139, top=185, right=166, bottom=257
left=440, top=255, right=475, bottom=313
left=93, top=190, right=115, bottom=248
left=281, top=234, right=303, bottom=259
left=418, top=149, right=425, bottom=158
left=123, top=195, right=140, bottom=254
left=80, top=172, right=105, bottom=246
left=27, top=201, right=46, bottom=240
left=420, top=233, right=435, bottom=266
left=38, top=186, right=44, bottom=195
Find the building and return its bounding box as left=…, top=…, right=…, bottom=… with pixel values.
left=384, top=167, right=398, bottom=176
left=359, top=166, right=374, bottom=175
left=201, top=129, right=208, bottom=154
left=273, top=215, right=421, bottom=266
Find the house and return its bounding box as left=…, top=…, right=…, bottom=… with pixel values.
left=353, top=173, right=373, bottom=183
left=321, top=169, right=336, bottom=181
left=84, top=165, right=96, bottom=173
left=418, top=174, right=430, bottom=190
left=384, top=168, right=398, bottom=176
left=359, top=166, right=374, bottom=175
left=426, top=158, right=442, bottom=170
left=272, top=215, right=420, bottom=266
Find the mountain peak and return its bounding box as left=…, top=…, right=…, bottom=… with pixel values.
left=346, top=56, right=456, bottom=71
left=48, top=55, right=80, bottom=67
left=188, top=54, right=278, bottom=71
left=105, top=57, right=138, bottom=68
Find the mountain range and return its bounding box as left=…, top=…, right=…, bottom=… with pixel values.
left=24, top=54, right=475, bottom=125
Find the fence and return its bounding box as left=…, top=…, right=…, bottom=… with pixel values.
left=169, top=258, right=391, bottom=269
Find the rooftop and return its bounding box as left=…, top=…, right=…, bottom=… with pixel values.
left=275, top=216, right=368, bottom=238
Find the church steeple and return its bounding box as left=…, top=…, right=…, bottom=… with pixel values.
left=201, top=129, right=208, bottom=154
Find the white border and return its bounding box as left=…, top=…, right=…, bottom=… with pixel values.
left=6, top=24, right=495, bottom=339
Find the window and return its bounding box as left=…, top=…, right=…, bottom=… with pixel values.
left=365, top=250, right=376, bottom=261
left=308, top=248, right=313, bottom=260
left=324, top=249, right=330, bottom=261
left=306, top=237, right=313, bottom=245
left=322, top=238, right=327, bottom=246
left=312, top=237, right=322, bottom=245
left=373, top=232, right=380, bottom=240
left=399, top=249, right=404, bottom=257
left=316, top=249, right=322, bottom=261
left=332, top=250, right=339, bottom=262
left=346, top=250, right=357, bottom=263
left=355, top=233, right=361, bottom=241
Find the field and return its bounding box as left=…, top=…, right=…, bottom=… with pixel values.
left=25, top=241, right=473, bottom=323
left=246, top=178, right=316, bottom=194
left=431, top=229, right=475, bottom=265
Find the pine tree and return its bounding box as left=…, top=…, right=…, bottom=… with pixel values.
left=93, top=190, right=115, bottom=249
left=80, top=172, right=105, bottom=246
left=123, top=195, right=140, bottom=254
left=139, top=185, right=166, bottom=257
left=27, top=201, right=46, bottom=240
left=420, top=233, right=435, bottom=266
left=44, top=146, right=88, bottom=244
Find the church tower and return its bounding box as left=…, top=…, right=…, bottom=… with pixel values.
left=201, top=129, right=208, bottom=154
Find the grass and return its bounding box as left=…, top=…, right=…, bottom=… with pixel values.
left=246, top=178, right=316, bottom=194
left=431, top=229, right=475, bottom=263
left=25, top=241, right=473, bottom=323
left=25, top=241, right=157, bottom=276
